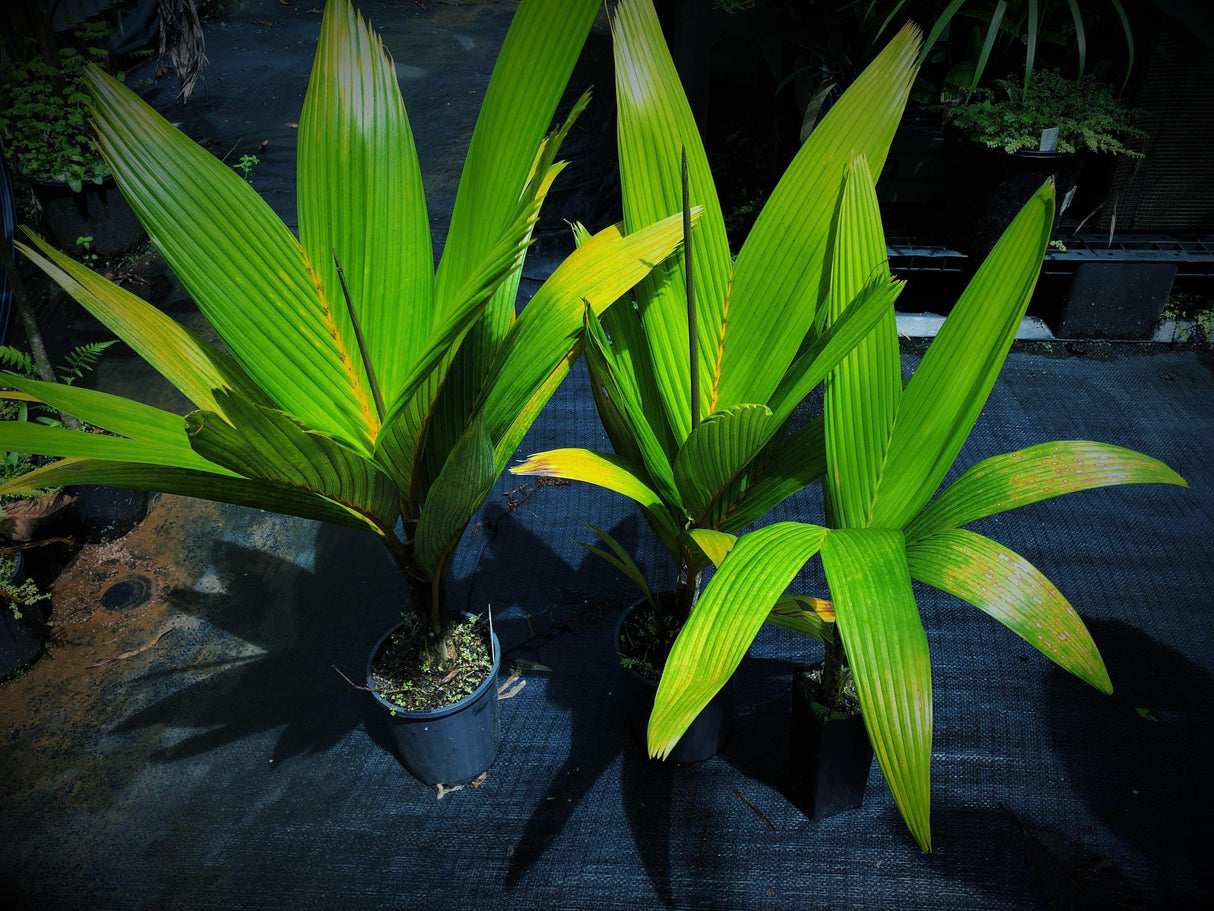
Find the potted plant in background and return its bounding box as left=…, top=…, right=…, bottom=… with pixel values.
left=513, top=0, right=917, bottom=762
left=0, top=0, right=693, bottom=786
left=0, top=18, right=144, bottom=257
left=942, top=69, right=1145, bottom=254
left=645, top=166, right=1188, bottom=849
left=916, top=0, right=1143, bottom=255
left=943, top=71, right=1144, bottom=156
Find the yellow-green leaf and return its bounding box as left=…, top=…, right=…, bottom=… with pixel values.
left=873, top=180, right=1055, bottom=529
left=649, top=522, right=828, bottom=758
left=906, top=441, right=1187, bottom=542
left=823, top=154, right=901, bottom=529
left=822, top=527, right=932, bottom=851
left=712, top=22, right=920, bottom=412
left=906, top=527, right=1111, bottom=692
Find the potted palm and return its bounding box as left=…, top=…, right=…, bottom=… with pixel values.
left=0, top=0, right=693, bottom=785
left=646, top=167, right=1188, bottom=848
left=513, top=0, right=916, bottom=761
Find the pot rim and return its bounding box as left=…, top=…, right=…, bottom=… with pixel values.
left=615, top=595, right=669, bottom=688
left=25, top=171, right=116, bottom=191
left=365, top=611, right=500, bottom=721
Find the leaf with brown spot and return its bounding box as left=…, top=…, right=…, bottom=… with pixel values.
left=906, top=527, right=1111, bottom=693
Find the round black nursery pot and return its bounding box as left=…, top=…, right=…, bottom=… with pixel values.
left=30, top=174, right=144, bottom=257
left=949, top=144, right=1085, bottom=258
left=1, top=552, right=45, bottom=680
left=67, top=485, right=148, bottom=544
left=366, top=615, right=501, bottom=786
left=789, top=665, right=874, bottom=820
left=616, top=598, right=734, bottom=763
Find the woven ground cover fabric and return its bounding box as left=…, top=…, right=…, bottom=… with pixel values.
left=2, top=346, right=1211, bottom=910
left=3, top=1, right=1212, bottom=906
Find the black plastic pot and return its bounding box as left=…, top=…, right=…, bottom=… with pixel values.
left=366, top=615, right=501, bottom=786
left=949, top=143, right=1085, bottom=258
left=67, top=485, right=148, bottom=544
left=615, top=598, right=733, bottom=763
left=788, top=665, right=874, bottom=820
left=29, top=174, right=144, bottom=257
left=1, top=552, right=46, bottom=680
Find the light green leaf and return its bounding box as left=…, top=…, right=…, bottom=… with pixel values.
left=477, top=211, right=696, bottom=466
left=16, top=233, right=269, bottom=416
left=298, top=0, right=432, bottom=403
left=419, top=92, right=590, bottom=500
left=599, top=285, right=679, bottom=463
left=712, top=22, right=919, bottom=413
left=581, top=302, right=682, bottom=510
left=906, top=441, right=1188, bottom=542
left=0, top=418, right=215, bottom=473
left=0, top=373, right=201, bottom=455
left=434, top=0, right=600, bottom=317
left=906, top=527, right=1111, bottom=692
left=823, top=154, right=901, bottom=529
left=649, top=522, right=828, bottom=759
left=609, top=0, right=733, bottom=443
left=414, top=418, right=497, bottom=576
left=0, top=458, right=372, bottom=530
left=873, top=180, right=1055, bottom=530
left=822, top=528, right=932, bottom=851
left=765, top=270, right=905, bottom=429
left=674, top=404, right=774, bottom=528
left=86, top=65, right=378, bottom=448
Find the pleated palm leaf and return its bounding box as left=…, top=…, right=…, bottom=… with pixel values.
left=513, top=0, right=916, bottom=628
left=0, top=0, right=694, bottom=663
left=647, top=164, right=1187, bottom=850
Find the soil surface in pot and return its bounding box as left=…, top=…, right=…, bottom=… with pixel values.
left=617, top=593, right=683, bottom=681
left=794, top=665, right=861, bottom=720
left=369, top=614, right=494, bottom=712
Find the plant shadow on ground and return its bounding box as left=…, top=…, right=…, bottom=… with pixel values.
left=1042, top=618, right=1214, bottom=905
left=109, top=520, right=401, bottom=764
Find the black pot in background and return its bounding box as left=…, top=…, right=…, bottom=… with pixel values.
left=366, top=614, right=501, bottom=786
left=616, top=597, right=734, bottom=763
left=949, top=143, right=1084, bottom=259
left=67, top=486, right=148, bottom=544
left=29, top=174, right=144, bottom=258
left=788, top=665, right=874, bottom=820
left=1, top=551, right=46, bottom=680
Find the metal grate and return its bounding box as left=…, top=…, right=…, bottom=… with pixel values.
left=1099, top=23, right=1214, bottom=232
left=1045, top=233, right=1214, bottom=277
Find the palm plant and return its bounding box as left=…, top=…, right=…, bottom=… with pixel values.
left=512, top=0, right=917, bottom=658
left=0, top=0, right=693, bottom=671
left=646, top=166, right=1187, bottom=850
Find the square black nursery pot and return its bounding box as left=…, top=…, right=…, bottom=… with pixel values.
left=788, top=666, right=874, bottom=820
